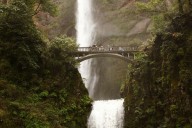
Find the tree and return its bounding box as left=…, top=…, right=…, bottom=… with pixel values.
left=28, top=0, right=58, bottom=16
left=0, top=0, right=44, bottom=82
left=0, top=0, right=58, bottom=83
left=134, top=0, right=192, bottom=33
left=178, top=0, right=184, bottom=13
left=135, top=0, right=170, bottom=33
left=178, top=0, right=192, bottom=13
left=1, top=0, right=8, bottom=4
left=135, top=0, right=192, bottom=14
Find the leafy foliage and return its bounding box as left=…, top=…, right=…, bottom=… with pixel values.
left=135, top=0, right=166, bottom=13
left=135, top=0, right=171, bottom=33
left=123, top=13, right=192, bottom=128
left=0, top=0, right=45, bottom=84
left=134, top=0, right=192, bottom=33
left=0, top=1, right=91, bottom=128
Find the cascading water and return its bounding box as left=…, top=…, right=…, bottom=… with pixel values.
left=76, top=0, right=96, bottom=98
left=76, top=0, right=124, bottom=127
left=76, top=0, right=95, bottom=46
left=88, top=99, right=124, bottom=128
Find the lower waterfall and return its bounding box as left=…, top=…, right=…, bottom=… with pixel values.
left=88, top=99, right=124, bottom=128
left=75, top=0, right=125, bottom=127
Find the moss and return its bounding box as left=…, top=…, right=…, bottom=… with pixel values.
left=0, top=68, right=91, bottom=128
left=123, top=13, right=192, bottom=128
left=0, top=2, right=91, bottom=126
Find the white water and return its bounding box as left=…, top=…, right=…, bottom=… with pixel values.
left=88, top=99, right=124, bottom=128
left=76, top=0, right=124, bottom=128
left=76, top=0, right=97, bottom=98
left=76, top=0, right=95, bottom=46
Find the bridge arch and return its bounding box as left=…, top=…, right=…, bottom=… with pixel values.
left=76, top=53, right=133, bottom=63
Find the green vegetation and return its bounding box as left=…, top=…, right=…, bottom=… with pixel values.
left=123, top=9, right=192, bottom=128
left=135, top=0, right=192, bottom=33
left=0, top=0, right=91, bottom=127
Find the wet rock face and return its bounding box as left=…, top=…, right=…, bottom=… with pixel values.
left=123, top=13, right=192, bottom=128
left=93, top=0, right=152, bottom=37
left=35, top=0, right=76, bottom=39
left=37, top=0, right=152, bottom=40
left=38, top=0, right=152, bottom=100
left=87, top=0, right=152, bottom=100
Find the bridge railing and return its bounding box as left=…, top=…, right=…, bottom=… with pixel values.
left=77, top=47, right=91, bottom=51
left=77, top=46, right=138, bottom=52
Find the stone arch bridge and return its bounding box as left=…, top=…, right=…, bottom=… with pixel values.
left=68, top=46, right=140, bottom=63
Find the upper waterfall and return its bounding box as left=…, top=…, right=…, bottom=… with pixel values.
left=76, top=0, right=97, bottom=98
left=76, top=0, right=96, bottom=47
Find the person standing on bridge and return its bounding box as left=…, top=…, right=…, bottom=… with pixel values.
left=119, top=47, right=124, bottom=51
left=99, top=45, right=104, bottom=51
left=92, top=44, right=97, bottom=51
left=108, top=45, right=110, bottom=51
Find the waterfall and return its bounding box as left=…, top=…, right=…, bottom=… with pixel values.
left=76, top=0, right=96, bottom=98
left=88, top=99, right=124, bottom=128
left=76, top=0, right=124, bottom=127
left=76, top=0, right=95, bottom=46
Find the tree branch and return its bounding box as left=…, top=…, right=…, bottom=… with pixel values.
left=32, top=2, right=41, bottom=16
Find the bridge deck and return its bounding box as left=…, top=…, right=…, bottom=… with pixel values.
left=77, top=46, right=138, bottom=52
left=68, top=46, right=140, bottom=58
left=67, top=46, right=141, bottom=62
left=72, top=50, right=138, bottom=53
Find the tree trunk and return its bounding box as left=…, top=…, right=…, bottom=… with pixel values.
left=165, top=0, right=173, bottom=11
left=178, top=0, right=183, bottom=13
left=188, top=0, right=192, bottom=11
left=1, top=0, right=7, bottom=4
